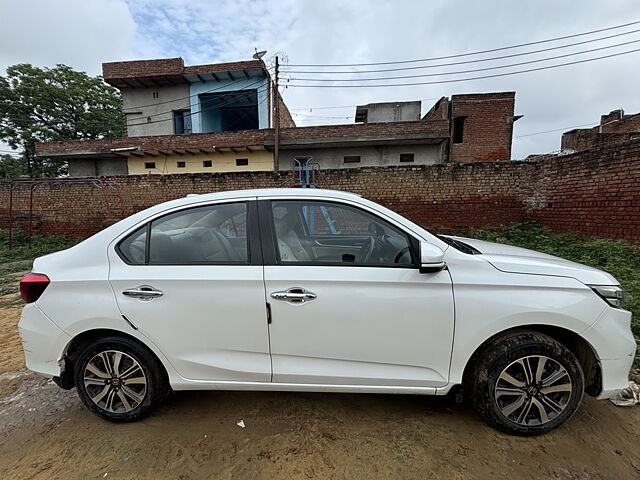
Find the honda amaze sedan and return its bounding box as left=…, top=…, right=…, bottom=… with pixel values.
left=18, top=188, right=635, bottom=435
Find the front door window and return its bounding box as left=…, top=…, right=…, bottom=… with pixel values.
left=270, top=200, right=414, bottom=266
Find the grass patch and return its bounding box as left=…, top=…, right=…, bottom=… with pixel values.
left=0, top=229, right=79, bottom=264
left=0, top=229, right=79, bottom=307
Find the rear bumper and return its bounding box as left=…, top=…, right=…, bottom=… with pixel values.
left=582, top=306, right=637, bottom=399
left=18, top=303, right=71, bottom=378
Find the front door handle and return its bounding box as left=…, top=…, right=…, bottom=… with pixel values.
left=270, top=287, right=317, bottom=304
left=122, top=285, right=163, bottom=301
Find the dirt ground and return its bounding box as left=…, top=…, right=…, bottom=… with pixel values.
left=1, top=307, right=640, bottom=480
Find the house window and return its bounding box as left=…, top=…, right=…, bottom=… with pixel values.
left=343, top=155, right=361, bottom=164
left=152, top=92, right=159, bottom=99
left=144, top=162, right=156, bottom=169
left=177, top=161, right=186, bottom=168
left=174, top=110, right=192, bottom=135
left=203, top=160, right=212, bottom=168
left=236, top=158, right=249, bottom=166
left=453, top=116, right=467, bottom=144
left=399, top=153, right=414, bottom=163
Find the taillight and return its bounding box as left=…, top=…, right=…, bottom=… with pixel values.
left=20, top=273, right=50, bottom=303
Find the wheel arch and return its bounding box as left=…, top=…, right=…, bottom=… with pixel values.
left=461, top=324, right=602, bottom=397
left=58, top=328, right=171, bottom=390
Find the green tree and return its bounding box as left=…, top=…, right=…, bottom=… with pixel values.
left=0, top=64, right=125, bottom=177
left=0, top=153, right=28, bottom=179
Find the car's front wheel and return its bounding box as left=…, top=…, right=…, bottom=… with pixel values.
left=74, top=336, right=167, bottom=422
left=468, top=332, right=585, bottom=436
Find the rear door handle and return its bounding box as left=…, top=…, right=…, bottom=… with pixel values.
left=122, top=285, right=163, bottom=301
left=270, top=287, right=317, bottom=304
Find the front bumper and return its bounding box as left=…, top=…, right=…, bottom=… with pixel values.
left=582, top=306, right=637, bottom=399
left=598, top=356, right=636, bottom=399
left=18, top=303, right=71, bottom=378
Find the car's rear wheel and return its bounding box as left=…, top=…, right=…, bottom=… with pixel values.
left=74, top=336, right=167, bottom=422
left=468, top=332, right=584, bottom=436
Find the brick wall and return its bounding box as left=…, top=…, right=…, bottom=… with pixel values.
left=528, top=139, right=640, bottom=239
left=3, top=138, right=640, bottom=242
left=275, top=89, right=295, bottom=128
left=103, top=58, right=185, bottom=81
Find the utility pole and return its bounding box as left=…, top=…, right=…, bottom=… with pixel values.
left=274, top=55, right=280, bottom=172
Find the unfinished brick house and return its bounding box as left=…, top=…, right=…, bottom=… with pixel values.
left=35, top=57, right=521, bottom=177
left=561, top=108, right=640, bottom=152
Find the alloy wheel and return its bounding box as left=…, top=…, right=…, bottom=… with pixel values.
left=83, top=350, right=147, bottom=413
left=494, top=355, right=572, bottom=426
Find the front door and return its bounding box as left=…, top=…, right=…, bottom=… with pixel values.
left=108, top=200, right=271, bottom=382
left=261, top=199, right=454, bottom=387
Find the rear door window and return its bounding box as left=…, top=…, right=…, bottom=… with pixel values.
left=117, top=202, right=249, bottom=265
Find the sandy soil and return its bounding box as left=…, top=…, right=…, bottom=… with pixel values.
left=1, top=307, right=639, bottom=480
left=0, top=306, right=27, bottom=398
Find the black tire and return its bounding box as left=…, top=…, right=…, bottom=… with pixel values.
left=467, top=331, right=584, bottom=436
left=74, top=336, right=168, bottom=422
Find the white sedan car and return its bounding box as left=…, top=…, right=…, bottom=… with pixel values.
left=18, top=188, right=635, bottom=435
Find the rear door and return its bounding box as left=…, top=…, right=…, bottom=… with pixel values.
left=108, top=199, right=271, bottom=383
left=261, top=198, right=455, bottom=387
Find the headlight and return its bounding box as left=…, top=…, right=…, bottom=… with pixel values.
left=589, top=285, right=625, bottom=308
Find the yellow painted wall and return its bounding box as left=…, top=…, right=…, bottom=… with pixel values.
left=127, top=150, right=274, bottom=174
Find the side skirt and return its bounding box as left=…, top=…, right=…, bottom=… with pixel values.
left=170, top=380, right=439, bottom=395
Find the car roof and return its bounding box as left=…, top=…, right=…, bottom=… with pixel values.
left=161, top=188, right=362, bottom=209
left=127, top=188, right=365, bottom=220
left=187, top=188, right=361, bottom=200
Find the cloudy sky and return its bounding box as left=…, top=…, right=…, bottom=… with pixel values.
left=1, top=0, right=639, bottom=158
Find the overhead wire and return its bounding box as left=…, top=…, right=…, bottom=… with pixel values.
left=282, top=27, right=640, bottom=74
left=291, top=112, right=353, bottom=119
left=285, top=38, right=640, bottom=82
left=284, top=47, right=640, bottom=87
left=287, top=97, right=441, bottom=111
left=286, top=19, right=640, bottom=67
left=513, top=123, right=597, bottom=139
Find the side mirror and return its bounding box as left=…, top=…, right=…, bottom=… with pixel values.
left=419, top=241, right=446, bottom=273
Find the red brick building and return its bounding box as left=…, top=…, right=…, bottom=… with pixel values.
left=423, top=92, right=521, bottom=162
left=561, top=108, right=640, bottom=152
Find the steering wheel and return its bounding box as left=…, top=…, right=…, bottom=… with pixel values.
left=360, top=237, right=376, bottom=263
